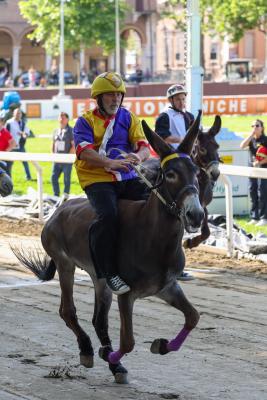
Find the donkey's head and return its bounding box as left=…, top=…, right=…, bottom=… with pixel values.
left=142, top=111, right=204, bottom=233
left=193, top=115, right=221, bottom=183
left=0, top=167, right=13, bottom=197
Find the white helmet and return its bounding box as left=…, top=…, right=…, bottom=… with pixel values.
left=166, top=84, right=187, bottom=99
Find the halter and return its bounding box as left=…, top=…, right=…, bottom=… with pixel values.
left=107, top=148, right=198, bottom=218
left=193, top=141, right=220, bottom=183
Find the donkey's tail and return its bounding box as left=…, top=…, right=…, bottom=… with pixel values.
left=11, top=245, right=56, bottom=281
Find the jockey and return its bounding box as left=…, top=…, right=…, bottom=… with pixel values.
left=73, top=72, right=150, bottom=295
left=155, top=84, right=194, bottom=150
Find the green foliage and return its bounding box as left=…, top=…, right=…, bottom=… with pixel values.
left=201, top=0, right=267, bottom=42
left=19, top=0, right=129, bottom=55
left=160, top=0, right=267, bottom=43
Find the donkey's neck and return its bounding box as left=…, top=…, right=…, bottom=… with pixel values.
left=119, top=193, right=183, bottom=247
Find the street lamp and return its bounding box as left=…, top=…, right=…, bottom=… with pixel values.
left=115, top=0, right=120, bottom=73
left=59, top=0, right=65, bottom=96
left=54, top=0, right=70, bottom=99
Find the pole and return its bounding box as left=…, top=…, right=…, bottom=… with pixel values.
left=186, top=0, right=203, bottom=116
left=115, top=0, right=120, bottom=73
left=58, top=0, right=65, bottom=97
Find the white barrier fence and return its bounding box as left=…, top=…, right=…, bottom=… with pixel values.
left=1, top=151, right=267, bottom=257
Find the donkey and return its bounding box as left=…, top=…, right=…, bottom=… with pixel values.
left=13, top=111, right=204, bottom=384
left=140, top=115, right=221, bottom=249
left=184, top=115, right=221, bottom=248
left=0, top=165, right=13, bottom=196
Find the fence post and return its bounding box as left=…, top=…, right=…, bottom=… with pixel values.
left=221, top=174, right=234, bottom=257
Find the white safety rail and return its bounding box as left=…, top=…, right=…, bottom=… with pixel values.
left=1, top=151, right=267, bottom=257
left=0, top=151, right=75, bottom=221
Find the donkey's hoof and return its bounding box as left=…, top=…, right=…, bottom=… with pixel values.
left=99, top=345, right=112, bottom=362
left=183, top=239, right=191, bottom=249
left=114, top=372, right=128, bottom=384
left=150, top=338, right=169, bottom=355
left=80, top=354, right=94, bottom=368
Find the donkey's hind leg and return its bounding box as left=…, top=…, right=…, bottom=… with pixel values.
left=57, top=260, right=94, bottom=368
left=93, top=281, right=128, bottom=384
left=151, top=281, right=199, bottom=355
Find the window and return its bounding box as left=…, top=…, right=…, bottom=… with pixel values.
left=136, top=0, right=144, bottom=12
left=210, top=43, right=218, bottom=60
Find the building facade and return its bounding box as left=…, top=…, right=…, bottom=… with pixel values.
left=0, top=0, right=266, bottom=83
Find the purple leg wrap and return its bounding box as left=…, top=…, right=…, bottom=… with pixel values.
left=108, top=350, right=124, bottom=364
left=167, top=327, right=191, bottom=352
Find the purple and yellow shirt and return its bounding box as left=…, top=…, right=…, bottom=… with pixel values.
left=73, top=107, right=148, bottom=188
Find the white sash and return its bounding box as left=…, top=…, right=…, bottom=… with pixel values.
left=98, top=118, right=116, bottom=156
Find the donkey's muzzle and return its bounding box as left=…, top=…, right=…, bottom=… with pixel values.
left=183, top=194, right=204, bottom=233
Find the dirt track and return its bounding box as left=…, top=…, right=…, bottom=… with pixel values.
left=0, top=218, right=266, bottom=400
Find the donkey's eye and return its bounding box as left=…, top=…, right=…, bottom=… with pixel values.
left=199, top=147, right=207, bottom=155
left=165, top=170, right=177, bottom=181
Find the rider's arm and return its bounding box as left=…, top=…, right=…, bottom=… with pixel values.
left=155, top=113, right=171, bottom=140
left=155, top=112, right=182, bottom=144
left=79, top=148, right=131, bottom=171
left=240, top=133, right=254, bottom=149
left=128, top=113, right=150, bottom=163
left=74, top=117, right=131, bottom=171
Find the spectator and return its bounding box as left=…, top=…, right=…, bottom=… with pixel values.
left=50, top=59, right=59, bottom=85
left=39, top=76, right=47, bottom=88
left=240, top=119, right=267, bottom=226
left=155, top=83, right=195, bottom=281
left=51, top=112, right=75, bottom=200
left=135, top=65, right=143, bottom=84
left=17, top=76, right=25, bottom=88
left=28, top=66, right=36, bottom=87
left=5, top=108, right=32, bottom=180
left=4, top=76, right=13, bottom=88
left=0, top=117, right=16, bottom=171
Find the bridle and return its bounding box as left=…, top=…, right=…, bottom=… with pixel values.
left=192, top=142, right=220, bottom=184
left=108, top=148, right=199, bottom=218
left=134, top=153, right=199, bottom=218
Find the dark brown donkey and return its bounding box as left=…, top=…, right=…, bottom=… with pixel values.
left=13, top=111, right=204, bottom=384
left=184, top=115, right=221, bottom=248
left=141, top=115, right=221, bottom=249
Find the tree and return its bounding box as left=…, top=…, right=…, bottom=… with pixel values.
left=19, top=0, right=128, bottom=55
left=200, top=0, right=267, bottom=43
left=159, top=0, right=267, bottom=43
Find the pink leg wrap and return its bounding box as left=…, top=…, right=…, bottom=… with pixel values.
left=167, top=327, right=191, bottom=352
left=108, top=350, right=124, bottom=364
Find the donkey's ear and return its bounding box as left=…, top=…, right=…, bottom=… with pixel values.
left=141, top=120, right=172, bottom=159
left=178, top=110, right=202, bottom=155
left=208, top=115, right=221, bottom=137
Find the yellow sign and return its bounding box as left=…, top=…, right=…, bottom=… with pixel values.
left=221, top=155, right=233, bottom=164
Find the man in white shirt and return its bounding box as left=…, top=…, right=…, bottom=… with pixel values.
left=5, top=108, right=32, bottom=180
left=155, top=84, right=195, bottom=281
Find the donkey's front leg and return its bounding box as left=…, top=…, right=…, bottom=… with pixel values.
left=99, top=293, right=135, bottom=365
left=151, top=281, right=199, bottom=355
left=183, top=208, right=210, bottom=249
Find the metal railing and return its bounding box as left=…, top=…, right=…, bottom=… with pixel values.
left=1, top=151, right=266, bottom=257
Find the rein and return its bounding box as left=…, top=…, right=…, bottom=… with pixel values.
left=109, top=148, right=197, bottom=218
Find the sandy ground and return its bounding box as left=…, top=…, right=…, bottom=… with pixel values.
left=0, top=217, right=266, bottom=400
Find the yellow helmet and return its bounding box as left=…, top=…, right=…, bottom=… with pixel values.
left=91, top=72, right=126, bottom=98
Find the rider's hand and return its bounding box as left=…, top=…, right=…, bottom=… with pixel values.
left=105, top=158, right=132, bottom=172
left=124, top=153, right=141, bottom=165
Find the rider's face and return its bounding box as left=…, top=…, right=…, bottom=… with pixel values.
left=170, top=93, right=186, bottom=111
left=101, top=92, right=123, bottom=115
